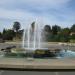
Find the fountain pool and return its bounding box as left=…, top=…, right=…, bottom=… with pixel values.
left=0, top=22, right=75, bottom=59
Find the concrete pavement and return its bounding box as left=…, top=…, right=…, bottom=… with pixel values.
left=0, top=58, right=75, bottom=69
left=0, top=70, right=75, bottom=75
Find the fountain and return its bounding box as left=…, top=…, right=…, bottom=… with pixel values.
left=22, top=22, right=45, bottom=51
left=21, top=21, right=55, bottom=58
left=0, top=21, right=55, bottom=58
left=0, top=21, right=75, bottom=58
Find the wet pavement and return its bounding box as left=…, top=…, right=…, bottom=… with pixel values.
left=0, top=70, right=75, bottom=75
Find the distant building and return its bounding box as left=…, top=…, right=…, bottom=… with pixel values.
left=70, top=32, right=75, bottom=36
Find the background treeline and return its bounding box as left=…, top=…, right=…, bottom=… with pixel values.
left=0, top=21, right=75, bottom=42
left=43, top=24, right=75, bottom=42
left=0, top=21, right=23, bottom=41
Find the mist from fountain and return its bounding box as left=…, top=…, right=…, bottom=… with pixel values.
left=22, top=22, right=42, bottom=50
left=22, top=29, right=26, bottom=49
left=28, top=25, right=30, bottom=49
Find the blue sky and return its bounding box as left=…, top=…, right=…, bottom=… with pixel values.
left=0, top=0, right=75, bottom=31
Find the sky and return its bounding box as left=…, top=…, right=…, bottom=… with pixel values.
left=0, top=0, right=75, bottom=31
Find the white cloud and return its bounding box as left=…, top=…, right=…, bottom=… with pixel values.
left=0, top=0, right=74, bottom=31
left=0, top=0, right=15, bottom=6
left=0, top=8, right=35, bottom=20
left=0, top=0, right=71, bottom=9
left=0, top=7, right=74, bottom=29
left=21, top=0, right=70, bottom=8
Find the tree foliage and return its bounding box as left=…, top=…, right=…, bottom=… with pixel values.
left=44, top=25, right=51, bottom=32
left=31, top=21, right=35, bottom=32
left=1, top=22, right=75, bottom=42
left=13, top=21, right=21, bottom=32
left=52, top=25, right=61, bottom=35
left=2, top=29, right=15, bottom=40
left=71, top=24, right=75, bottom=32
left=0, top=32, right=2, bottom=38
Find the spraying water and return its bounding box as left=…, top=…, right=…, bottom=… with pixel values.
left=22, top=21, right=75, bottom=58
left=33, top=22, right=36, bottom=49
left=22, top=22, right=43, bottom=50
left=22, top=29, right=26, bottom=48
left=27, top=25, right=30, bottom=49
left=36, top=23, right=41, bottom=49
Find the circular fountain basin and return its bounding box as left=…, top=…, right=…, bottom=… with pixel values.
left=0, top=48, right=75, bottom=59
left=24, top=48, right=48, bottom=50
left=57, top=50, right=75, bottom=58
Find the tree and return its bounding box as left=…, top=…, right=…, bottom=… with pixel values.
left=70, top=24, right=75, bottom=32
left=0, top=32, right=2, bottom=38
left=13, top=21, right=21, bottom=40
left=52, top=25, right=61, bottom=35
left=59, top=28, right=70, bottom=42
left=13, top=21, right=21, bottom=32
left=61, top=28, right=70, bottom=35
left=2, top=29, right=15, bottom=40
left=44, top=25, right=51, bottom=32
left=3, top=28, right=6, bottom=34
left=43, top=25, right=51, bottom=41
left=31, top=21, right=35, bottom=32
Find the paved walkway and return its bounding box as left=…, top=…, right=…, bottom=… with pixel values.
left=0, top=58, right=75, bottom=69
